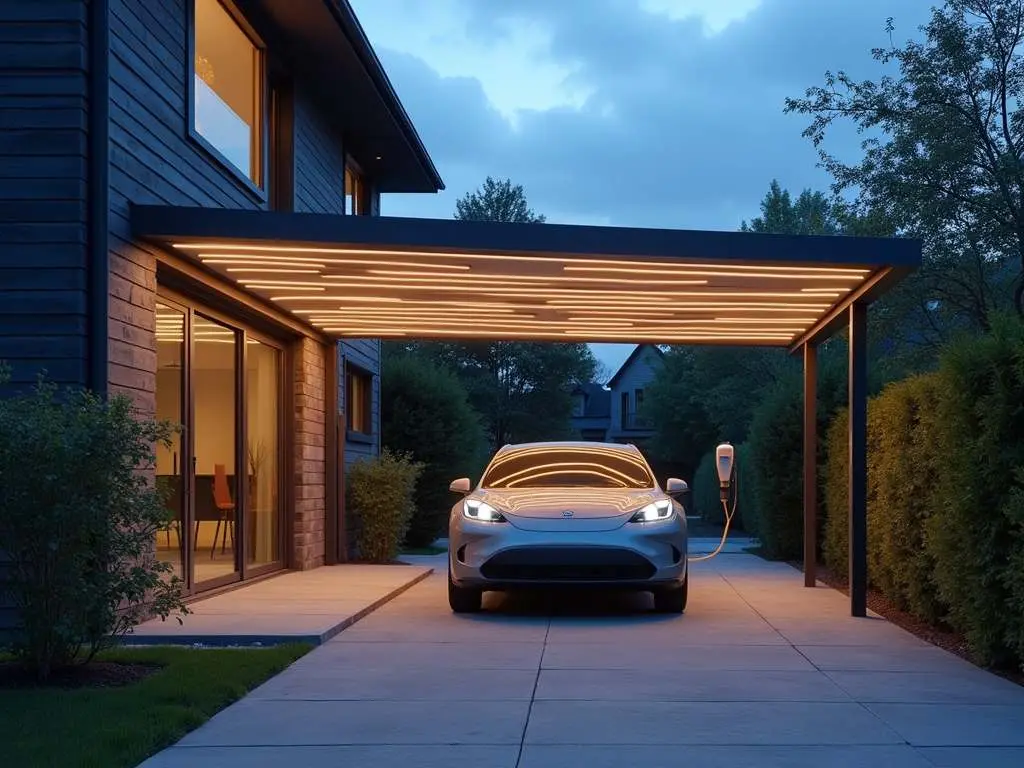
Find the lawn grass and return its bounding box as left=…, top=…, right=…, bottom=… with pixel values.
left=0, top=643, right=311, bottom=768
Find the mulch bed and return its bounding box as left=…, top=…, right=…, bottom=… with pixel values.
left=788, top=560, right=1024, bottom=688
left=0, top=660, right=160, bottom=690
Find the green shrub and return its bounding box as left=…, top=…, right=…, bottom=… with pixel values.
left=747, top=377, right=805, bottom=558
left=0, top=372, right=187, bottom=681
left=381, top=353, right=486, bottom=548
left=823, top=375, right=945, bottom=621
left=692, top=451, right=720, bottom=521
left=925, top=315, right=1024, bottom=668
left=869, top=374, right=944, bottom=621
left=347, top=449, right=424, bottom=563
left=822, top=408, right=849, bottom=575
left=747, top=348, right=846, bottom=560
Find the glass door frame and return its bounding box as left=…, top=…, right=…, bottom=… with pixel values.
left=156, top=288, right=289, bottom=594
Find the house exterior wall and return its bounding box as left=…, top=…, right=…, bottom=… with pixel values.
left=608, top=346, right=663, bottom=441
left=0, top=0, right=90, bottom=392
left=0, top=0, right=391, bottom=589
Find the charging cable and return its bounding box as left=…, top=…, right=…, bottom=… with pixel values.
left=688, top=458, right=737, bottom=563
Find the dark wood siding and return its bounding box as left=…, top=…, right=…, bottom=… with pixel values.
left=106, top=0, right=268, bottom=411
left=0, top=1, right=89, bottom=392
left=341, top=338, right=380, bottom=468
left=294, top=88, right=345, bottom=214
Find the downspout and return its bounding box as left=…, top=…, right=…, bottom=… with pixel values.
left=87, top=0, right=110, bottom=396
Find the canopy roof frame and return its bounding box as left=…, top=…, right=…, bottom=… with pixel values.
left=131, top=205, right=921, bottom=352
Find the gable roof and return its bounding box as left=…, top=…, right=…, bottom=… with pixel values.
left=572, top=382, right=611, bottom=418
left=606, top=344, right=666, bottom=389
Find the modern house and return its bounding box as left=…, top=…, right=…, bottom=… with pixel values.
left=571, top=344, right=665, bottom=444
left=0, top=0, right=442, bottom=596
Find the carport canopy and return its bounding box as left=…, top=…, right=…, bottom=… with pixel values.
left=132, top=204, right=922, bottom=618
left=131, top=205, right=920, bottom=351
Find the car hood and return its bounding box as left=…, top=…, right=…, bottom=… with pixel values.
left=477, top=487, right=660, bottom=519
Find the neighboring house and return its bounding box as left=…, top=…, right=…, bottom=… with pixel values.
left=571, top=344, right=665, bottom=443
left=570, top=382, right=611, bottom=441
left=0, top=0, right=443, bottom=599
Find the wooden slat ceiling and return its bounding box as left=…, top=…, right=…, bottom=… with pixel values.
left=167, top=241, right=877, bottom=346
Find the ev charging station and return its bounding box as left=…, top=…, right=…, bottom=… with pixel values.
left=688, top=443, right=737, bottom=564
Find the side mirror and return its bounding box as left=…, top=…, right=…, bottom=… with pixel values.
left=449, top=478, right=472, bottom=495
left=665, top=478, right=688, bottom=496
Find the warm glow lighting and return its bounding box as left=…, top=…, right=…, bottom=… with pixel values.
left=563, top=265, right=868, bottom=280
left=200, top=254, right=471, bottom=271
left=366, top=269, right=709, bottom=287
left=178, top=242, right=871, bottom=275
left=162, top=238, right=893, bottom=347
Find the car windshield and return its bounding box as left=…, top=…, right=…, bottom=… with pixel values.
left=480, top=446, right=655, bottom=489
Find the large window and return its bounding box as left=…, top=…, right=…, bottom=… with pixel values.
left=192, top=0, right=263, bottom=185
left=346, top=365, right=373, bottom=435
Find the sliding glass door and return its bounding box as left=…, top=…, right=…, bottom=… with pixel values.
left=154, top=290, right=286, bottom=593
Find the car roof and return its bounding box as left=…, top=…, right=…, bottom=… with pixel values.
left=497, top=441, right=641, bottom=453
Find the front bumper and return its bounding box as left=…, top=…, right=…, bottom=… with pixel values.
left=449, top=514, right=687, bottom=591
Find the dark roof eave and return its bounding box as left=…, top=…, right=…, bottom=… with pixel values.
left=326, top=0, right=445, bottom=192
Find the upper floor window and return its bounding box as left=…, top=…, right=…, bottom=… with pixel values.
left=192, top=0, right=264, bottom=186
left=346, top=365, right=373, bottom=435
left=345, top=165, right=365, bottom=215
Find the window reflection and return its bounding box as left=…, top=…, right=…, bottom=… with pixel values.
left=193, top=0, right=261, bottom=182
left=246, top=340, right=281, bottom=567
left=155, top=303, right=185, bottom=580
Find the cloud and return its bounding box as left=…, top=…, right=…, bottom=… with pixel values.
left=347, top=0, right=935, bottom=370
left=355, top=0, right=932, bottom=230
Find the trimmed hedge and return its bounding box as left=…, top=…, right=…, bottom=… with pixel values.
left=347, top=449, right=423, bottom=563
left=822, top=315, right=1024, bottom=670
left=822, top=375, right=944, bottom=623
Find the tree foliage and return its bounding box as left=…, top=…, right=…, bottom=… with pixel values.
left=454, top=176, right=547, bottom=223
left=380, top=350, right=487, bottom=547
left=390, top=340, right=596, bottom=450
left=391, top=177, right=596, bottom=451
left=785, top=0, right=1024, bottom=334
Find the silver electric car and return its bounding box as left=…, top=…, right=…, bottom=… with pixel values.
left=447, top=441, right=689, bottom=614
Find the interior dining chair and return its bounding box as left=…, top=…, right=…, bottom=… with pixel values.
left=211, top=463, right=236, bottom=559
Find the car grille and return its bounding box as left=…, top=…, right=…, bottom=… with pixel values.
left=480, top=546, right=656, bottom=581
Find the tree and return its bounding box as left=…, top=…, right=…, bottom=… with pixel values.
left=454, top=176, right=547, bottom=223
left=392, top=340, right=596, bottom=449
left=390, top=177, right=595, bottom=449
left=785, top=0, right=1024, bottom=330
left=740, top=180, right=841, bottom=235
left=380, top=350, right=487, bottom=548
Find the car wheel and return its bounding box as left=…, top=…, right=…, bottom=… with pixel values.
left=653, top=575, right=688, bottom=614
left=448, top=567, right=482, bottom=613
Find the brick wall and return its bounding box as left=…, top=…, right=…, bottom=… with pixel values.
left=292, top=337, right=327, bottom=569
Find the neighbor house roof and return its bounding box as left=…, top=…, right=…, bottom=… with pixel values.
left=606, top=344, right=665, bottom=389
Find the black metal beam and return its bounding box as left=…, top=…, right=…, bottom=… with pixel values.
left=788, top=266, right=912, bottom=353
left=803, top=342, right=818, bottom=588
left=848, top=302, right=868, bottom=617
left=130, top=204, right=923, bottom=269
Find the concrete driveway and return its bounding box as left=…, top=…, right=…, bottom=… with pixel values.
left=141, top=548, right=1024, bottom=767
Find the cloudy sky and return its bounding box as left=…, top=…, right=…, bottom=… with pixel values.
left=348, top=0, right=933, bottom=376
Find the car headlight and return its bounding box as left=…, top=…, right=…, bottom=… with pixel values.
left=630, top=499, right=674, bottom=522
left=463, top=499, right=506, bottom=522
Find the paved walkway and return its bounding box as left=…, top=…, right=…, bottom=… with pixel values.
left=126, top=564, right=432, bottom=646
left=140, top=547, right=1024, bottom=767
